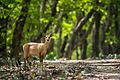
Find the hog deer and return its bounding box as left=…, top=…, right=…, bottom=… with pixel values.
left=23, top=35, right=51, bottom=68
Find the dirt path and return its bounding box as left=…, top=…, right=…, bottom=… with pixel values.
left=43, top=59, right=120, bottom=80
left=0, top=59, right=120, bottom=80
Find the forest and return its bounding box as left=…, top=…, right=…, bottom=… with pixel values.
left=0, top=0, right=120, bottom=79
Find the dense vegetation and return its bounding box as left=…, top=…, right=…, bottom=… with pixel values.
left=0, top=0, right=120, bottom=65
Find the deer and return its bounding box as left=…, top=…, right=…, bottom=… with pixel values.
left=23, top=35, right=51, bottom=69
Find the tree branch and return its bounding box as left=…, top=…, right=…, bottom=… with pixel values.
left=65, top=9, right=95, bottom=59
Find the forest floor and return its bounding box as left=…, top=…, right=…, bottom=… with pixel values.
left=0, top=59, right=120, bottom=80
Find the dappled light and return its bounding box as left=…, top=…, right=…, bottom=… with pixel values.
left=0, top=0, right=120, bottom=79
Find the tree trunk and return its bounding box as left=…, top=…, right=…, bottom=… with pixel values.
left=11, top=0, right=31, bottom=66
left=40, top=0, right=47, bottom=18
left=0, top=17, right=8, bottom=58
left=114, top=4, right=120, bottom=54
left=80, top=40, right=87, bottom=59
left=35, top=0, right=58, bottom=42
left=100, top=3, right=114, bottom=57
left=65, top=9, right=95, bottom=59
left=91, top=11, right=101, bottom=58
left=57, top=27, right=62, bottom=58
left=79, top=30, right=88, bottom=60
left=60, top=35, right=68, bottom=58
left=79, top=18, right=94, bottom=59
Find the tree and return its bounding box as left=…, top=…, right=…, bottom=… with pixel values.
left=11, top=0, right=31, bottom=66
left=65, top=9, right=95, bottom=59
left=91, top=11, right=101, bottom=58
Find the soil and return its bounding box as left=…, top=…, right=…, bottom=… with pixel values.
left=0, top=59, right=120, bottom=80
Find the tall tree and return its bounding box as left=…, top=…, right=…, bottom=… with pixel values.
left=35, top=0, right=58, bottom=42
left=114, top=3, right=120, bottom=54
left=100, top=2, right=114, bottom=56
left=11, top=0, right=31, bottom=65
left=0, top=17, right=8, bottom=58
left=91, top=11, right=101, bottom=58
left=65, top=9, right=95, bottom=59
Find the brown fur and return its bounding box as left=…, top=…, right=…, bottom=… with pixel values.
left=23, top=35, right=51, bottom=66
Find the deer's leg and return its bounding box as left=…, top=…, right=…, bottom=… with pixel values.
left=23, top=44, right=30, bottom=67
left=24, top=54, right=28, bottom=67
left=27, top=55, right=31, bottom=66
left=24, top=58, right=27, bottom=67
left=24, top=57, right=29, bottom=66
left=24, top=58, right=30, bottom=69
left=39, top=54, right=44, bottom=70
left=24, top=54, right=31, bottom=67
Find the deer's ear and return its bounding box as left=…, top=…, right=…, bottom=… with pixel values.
left=46, top=32, right=53, bottom=38
left=42, top=33, right=46, bottom=37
